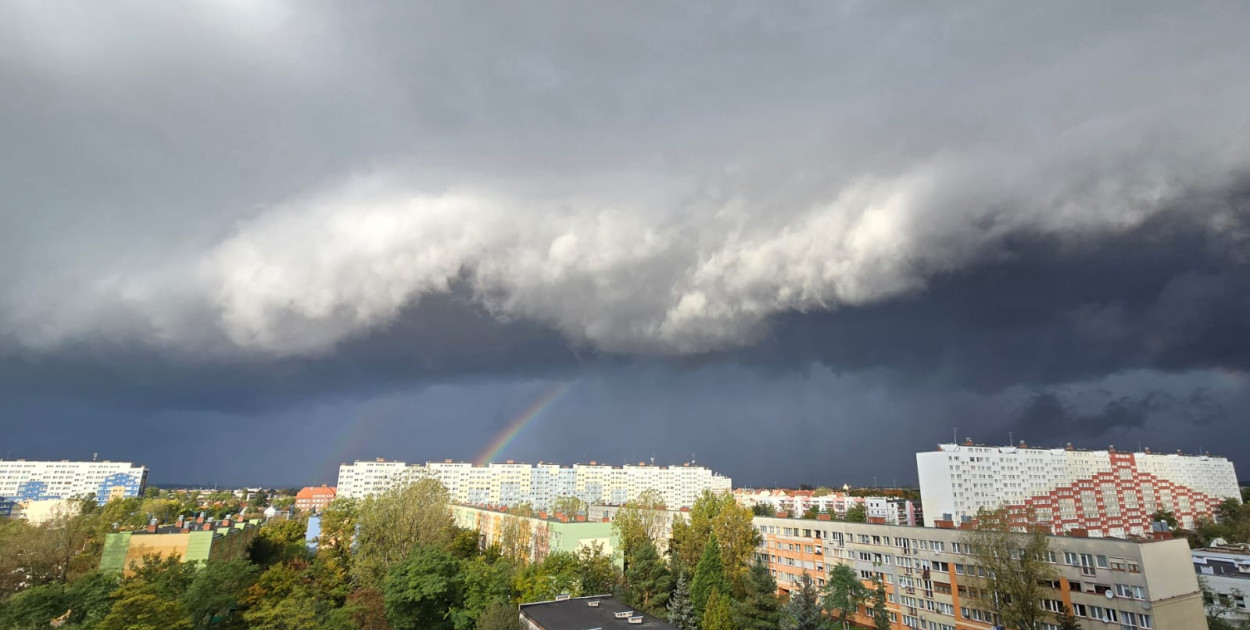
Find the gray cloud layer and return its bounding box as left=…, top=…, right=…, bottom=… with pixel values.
left=3, top=1, right=1249, bottom=360
left=3, top=2, right=1250, bottom=484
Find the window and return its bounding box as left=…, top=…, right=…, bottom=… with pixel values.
left=1097, top=555, right=1109, bottom=568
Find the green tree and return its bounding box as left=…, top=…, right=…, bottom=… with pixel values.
left=384, top=545, right=463, bottom=630
left=354, top=478, right=456, bottom=589
left=670, top=491, right=760, bottom=588
left=963, top=509, right=1057, bottom=630
left=452, top=555, right=517, bottom=630
left=666, top=573, right=697, bottom=630
left=624, top=538, right=671, bottom=615
left=843, top=504, right=867, bottom=523
left=702, top=588, right=737, bottom=630
left=751, top=503, right=776, bottom=517
left=823, top=564, right=868, bottom=630
left=802, top=506, right=821, bottom=519
left=514, top=552, right=582, bottom=603
left=612, top=489, right=669, bottom=564
left=475, top=599, right=520, bottom=630
left=184, top=559, right=260, bottom=629
left=250, top=517, right=309, bottom=567
left=735, top=561, right=781, bottom=630
left=98, top=578, right=192, bottom=630
left=241, top=592, right=321, bottom=630
left=780, top=573, right=827, bottom=630
left=1217, top=498, right=1243, bottom=524
left=871, top=576, right=889, bottom=630
left=577, top=541, right=619, bottom=595
left=690, top=533, right=730, bottom=618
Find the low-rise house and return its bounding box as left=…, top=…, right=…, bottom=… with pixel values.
left=100, top=515, right=261, bottom=575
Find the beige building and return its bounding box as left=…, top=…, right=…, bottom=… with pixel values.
left=756, top=515, right=1204, bottom=629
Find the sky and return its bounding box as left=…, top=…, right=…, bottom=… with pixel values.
left=2, top=1, right=1250, bottom=488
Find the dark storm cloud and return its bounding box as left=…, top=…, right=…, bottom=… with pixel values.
left=2, top=2, right=1250, bottom=485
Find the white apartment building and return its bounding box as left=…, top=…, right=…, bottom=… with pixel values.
left=336, top=459, right=731, bottom=509
left=0, top=459, right=148, bottom=505
left=918, top=442, right=1239, bottom=537
left=1192, top=544, right=1250, bottom=625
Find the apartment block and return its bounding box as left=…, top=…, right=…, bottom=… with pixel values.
left=918, top=441, right=1238, bottom=537
left=0, top=459, right=148, bottom=505
left=755, top=515, right=1204, bottom=630
left=735, top=489, right=922, bottom=526
left=1192, top=543, right=1250, bottom=625
left=337, top=459, right=731, bottom=509
left=451, top=504, right=619, bottom=566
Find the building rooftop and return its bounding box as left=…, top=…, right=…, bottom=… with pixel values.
left=520, top=595, right=676, bottom=630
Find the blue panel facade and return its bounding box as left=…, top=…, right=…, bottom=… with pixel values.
left=16, top=480, right=58, bottom=501
left=0, top=500, right=14, bottom=517
left=95, top=473, right=143, bottom=505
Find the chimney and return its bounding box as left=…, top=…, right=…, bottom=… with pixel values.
left=964, top=437, right=974, bottom=446
left=1109, top=445, right=1116, bottom=453
left=220, top=518, right=231, bottom=527
left=1066, top=442, right=1074, bottom=451
left=146, top=518, right=158, bottom=533
left=1018, top=440, right=1028, bottom=448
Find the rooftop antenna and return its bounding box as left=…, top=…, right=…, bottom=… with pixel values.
left=952, top=427, right=958, bottom=444
left=1009, top=431, right=1014, bottom=446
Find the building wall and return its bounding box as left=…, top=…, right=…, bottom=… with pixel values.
left=917, top=444, right=1238, bottom=536
left=452, top=505, right=619, bottom=566
left=339, top=460, right=730, bottom=510
left=0, top=460, right=147, bottom=505
left=100, top=521, right=262, bottom=575
left=754, top=515, right=1202, bottom=630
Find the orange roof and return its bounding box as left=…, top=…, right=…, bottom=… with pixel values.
left=296, top=486, right=337, bottom=500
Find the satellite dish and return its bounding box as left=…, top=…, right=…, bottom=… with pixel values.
left=1105, top=590, right=1115, bottom=599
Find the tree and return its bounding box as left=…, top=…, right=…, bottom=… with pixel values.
left=666, top=572, right=697, bottom=630
left=1057, top=605, right=1082, bottom=630
left=250, top=517, right=309, bottom=567
left=613, top=489, right=669, bottom=565
left=871, top=576, right=890, bottom=630
left=702, top=588, right=737, bottom=630
left=347, top=587, right=392, bottom=630
left=577, top=541, right=619, bottom=595
left=384, top=544, right=463, bottom=630
left=843, top=504, right=867, bottom=523
left=514, top=551, right=582, bottom=603
left=184, top=559, right=260, bottom=629
left=475, top=599, right=520, bottom=630
left=354, top=478, right=456, bottom=589
left=962, top=509, right=1057, bottom=630
left=552, top=496, right=588, bottom=518
left=624, top=538, right=671, bottom=616
left=1218, top=498, right=1243, bottom=524
left=453, top=555, right=518, bottom=630
left=98, top=577, right=192, bottom=630
left=751, top=503, right=776, bottom=517
left=498, top=514, right=534, bottom=564
left=735, top=561, right=781, bottom=630
left=823, top=564, right=868, bottom=629
left=781, top=573, right=827, bottom=630
left=670, top=491, right=760, bottom=588
left=803, top=506, right=821, bottom=520
left=690, top=533, right=731, bottom=617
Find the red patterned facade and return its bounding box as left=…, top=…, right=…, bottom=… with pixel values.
left=1001, top=451, right=1220, bottom=537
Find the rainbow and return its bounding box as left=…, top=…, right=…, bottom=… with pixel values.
left=475, top=381, right=574, bottom=466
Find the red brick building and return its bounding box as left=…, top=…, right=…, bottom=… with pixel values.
left=294, top=485, right=336, bottom=512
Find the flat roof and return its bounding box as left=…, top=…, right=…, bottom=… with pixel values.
left=520, top=595, right=676, bottom=630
